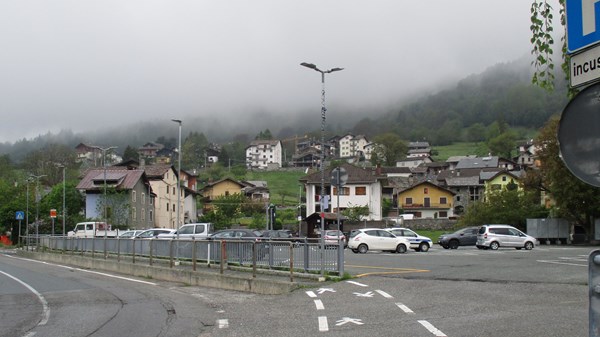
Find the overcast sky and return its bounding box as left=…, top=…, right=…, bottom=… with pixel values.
left=0, top=1, right=561, bottom=143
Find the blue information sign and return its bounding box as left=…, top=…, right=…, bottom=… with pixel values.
left=15, top=211, right=24, bottom=220
left=566, top=0, right=600, bottom=53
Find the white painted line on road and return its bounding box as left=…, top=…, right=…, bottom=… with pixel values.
left=306, top=291, right=317, bottom=298
left=318, top=316, right=328, bottom=332
left=0, top=270, right=50, bottom=328
left=395, top=302, right=414, bottom=314
left=218, top=319, right=229, bottom=329
left=418, top=320, right=447, bottom=337
left=537, top=259, right=587, bottom=267
left=314, top=299, right=324, bottom=310
left=559, top=257, right=587, bottom=262
left=346, top=280, right=368, bottom=287
left=4, top=255, right=158, bottom=285
left=375, top=290, right=393, bottom=298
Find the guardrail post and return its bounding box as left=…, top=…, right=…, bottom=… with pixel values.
left=149, top=239, right=154, bottom=266
left=117, top=237, right=121, bottom=262
left=169, top=239, right=174, bottom=268
left=192, top=238, right=197, bottom=271
left=304, top=239, right=310, bottom=271
left=252, top=243, right=257, bottom=278
left=220, top=241, right=226, bottom=274
left=338, top=241, right=344, bottom=276
left=132, top=238, right=136, bottom=264
left=289, top=242, right=294, bottom=283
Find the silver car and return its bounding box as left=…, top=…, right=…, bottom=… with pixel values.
left=476, top=224, right=538, bottom=250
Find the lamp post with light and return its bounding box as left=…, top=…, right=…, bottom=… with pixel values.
left=300, top=62, right=344, bottom=274
left=171, top=119, right=182, bottom=266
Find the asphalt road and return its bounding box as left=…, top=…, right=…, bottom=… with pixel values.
left=0, top=245, right=594, bottom=337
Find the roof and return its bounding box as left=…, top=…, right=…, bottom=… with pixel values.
left=298, top=162, right=382, bottom=184
left=143, top=164, right=175, bottom=179
left=398, top=180, right=456, bottom=196
left=455, top=156, right=499, bottom=169
left=76, top=168, right=147, bottom=191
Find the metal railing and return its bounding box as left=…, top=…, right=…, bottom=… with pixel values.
left=29, top=236, right=343, bottom=280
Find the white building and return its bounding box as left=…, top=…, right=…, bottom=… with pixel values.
left=246, top=140, right=283, bottom=170
left=299, top=163, right=384, bottom=220
left=338, top=134, right=369, bottom=159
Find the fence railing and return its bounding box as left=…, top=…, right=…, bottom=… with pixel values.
left=26, top=236, right=344, bottom=280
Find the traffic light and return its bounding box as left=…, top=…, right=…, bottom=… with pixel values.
left=590, top=250, right=600, bottom=335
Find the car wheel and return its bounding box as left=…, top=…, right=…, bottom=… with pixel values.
left=358, top=244, right=368, bottom=254
left=419, top=242, right=430, bottom=252
left=449, top=240, right=459, bottom=250
left=442, top=245, right=449, bottom=249
left=490, top=241, right=500, bottom=250
left=396, top=244, right=407, bottom=254
left=351, top=249, right=359, bottom=254
left=524, top=241, right=534, bottom=250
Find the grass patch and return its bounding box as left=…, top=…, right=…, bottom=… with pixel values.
left=432, top=142, right=488, bottom=161
left=246, top=170, right=306, bottom=206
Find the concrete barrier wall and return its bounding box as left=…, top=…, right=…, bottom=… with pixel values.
left=17, top=250, right=299, bottom=295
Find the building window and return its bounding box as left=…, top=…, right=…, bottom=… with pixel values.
left=172, top=203, right=175, bottom=212
left=502, top=176, right=507, bottom=182
left=166, top=203, right=169, bottom=211
left=149, top=210, right=153, bottom=221
left=440, top=197, right=447, bottom=204
left=166, top=186, right=169, bottom=194
left=355, top=187, right=367, bottom=195
left=132, top=191, right=136, bottom=202
left=405, top=197, right=413, bottom=205
left=132, top=207, right=137, bottom=220
left=439, top=211, right=448, bottom=218
left=424, top=187, right=429, bottom=194
left=334, top=187, right=350, bottom=195
left=141, top=193, right=145, bottom=205
left=141, top=208, right=145, bottom=221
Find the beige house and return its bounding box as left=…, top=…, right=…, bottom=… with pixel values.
left=144, top=164, right=184, bottom=229
left=199, top=178, right=248, bottom=213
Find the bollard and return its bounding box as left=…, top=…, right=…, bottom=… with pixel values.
left=590, top=250, right=600, bottom=336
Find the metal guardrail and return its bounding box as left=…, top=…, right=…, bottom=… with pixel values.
left=27, top=236, right=343, bottom=280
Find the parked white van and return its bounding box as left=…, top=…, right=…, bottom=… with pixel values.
left=157, top=223, right=214, bottom=239
left=476, top=224, right=539, bottom=250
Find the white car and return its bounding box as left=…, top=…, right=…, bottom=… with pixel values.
left=136, top=228, right=176, bottom=238
left=118, top=230, right=145, bottom=238
left=157, top=223, right=214, bottom=239
left=385, top=227, right=433, bottom=252
left=347, top=228, right=410, bottom=254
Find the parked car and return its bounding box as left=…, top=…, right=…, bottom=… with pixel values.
left=476, top=224, right=539, bottom=250
left=209, top=229, right=264, bottom=241
left=136, top=228, right=176, bottom=238
left=437, top=226, right=479, bottom=249
left=320, top=229, right=346, bottom=247
left=348, top=228, right=410, bottom=254
left=157, top=223, right=214, bottom=239
left=385, top=227, right=433, bottom=252
left=261, top=230, right=303, bottom=242
left=118, top=230, right=145, bottom=238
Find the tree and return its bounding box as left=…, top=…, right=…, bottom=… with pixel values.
left=530, top=0, right=562, bottom=92
left=372, top=133, right=407, bottom=166
left=342, top=204, right=370, bottom=222
left=459, top=189, right=548, bottom=229
left=255, top=129, right=273, bottom=140
left=182, top=132, right=209, bottom=169
left=529, top=116, right=600, bottom=232
left=487, top=131, right=517, bottom=158
left=122, top=145, right=139, bottom=162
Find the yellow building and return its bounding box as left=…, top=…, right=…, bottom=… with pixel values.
left=397, top=181, right=455, bottom=219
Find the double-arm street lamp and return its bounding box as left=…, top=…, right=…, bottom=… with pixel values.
left=300, top=62, right=344, bottom=274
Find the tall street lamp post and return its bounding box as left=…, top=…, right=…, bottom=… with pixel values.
left=96, top=146, right=117, bottom=258
left=171, top=119, right=182, bottom=266
left=30, top=174, right=46, bottom=251
left=300, top=62, right=344, bottom=275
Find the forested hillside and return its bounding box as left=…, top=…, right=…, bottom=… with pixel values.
left=350, top=58, right=569, bottom=145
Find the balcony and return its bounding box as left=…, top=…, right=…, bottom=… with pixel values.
left=401, top=203, right=452, bottom=209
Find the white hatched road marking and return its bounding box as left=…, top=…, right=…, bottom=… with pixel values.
left=317, top=288, right=335, bottom=294
left=419, top=320, right=447, bottom=337
left=318, top=316, right=328, bottom=332
left=537, top=259, right=587, bottom=267
left=346, top=280, right=368, bottom=287
left=396, top=302, right=414, bottom=314
left=306, top=291, right=317, bottom=298
left=375, top=290, right=393, bottom=298
left=314, top=299, right=324, bottom=310
left=218, top=319, right=229, bottom=329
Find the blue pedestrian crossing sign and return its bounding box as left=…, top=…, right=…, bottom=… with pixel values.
left=15, top=211, right=25, bottom=220
left=566, top=0, right=600, bottom=53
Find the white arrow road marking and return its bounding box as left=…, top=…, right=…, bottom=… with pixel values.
left=346, top=280, right=368, bottom=287
left=218, top=319, right=229, bottom=329
left=318, top=316, right=329, bottom=332
left=317, top=288, right=336, bottom=294
left=396, top=302, right=414, bottom=314
left=336, top=317, right=364, bottom=326
left=375, top=290, right=393, bottom=298
left=419, top=320, right=447, bottom=337
left=314, top=299, right=325, bottom=310
left=306, top=291, right=317, bottom=298
left=353, top=291, right=374, bottom=297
